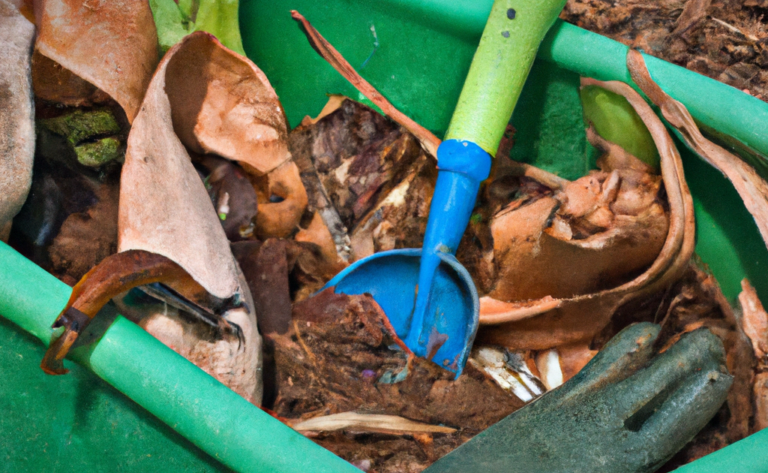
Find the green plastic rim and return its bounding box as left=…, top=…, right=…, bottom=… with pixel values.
left=0, top=242, right=358, bottom=473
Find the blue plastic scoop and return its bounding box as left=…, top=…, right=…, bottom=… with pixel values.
left=323, top=0, right=567, bottom=376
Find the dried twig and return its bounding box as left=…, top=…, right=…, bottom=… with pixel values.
left=291, top=10, right=440, bottom=157
left=710, top=16, right=759, bottom=42
left=293, top=319, right=317, bottom=363
left=290, top=412, right=456, bottom=435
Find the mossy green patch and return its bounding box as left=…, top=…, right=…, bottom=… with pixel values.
left=40, top=109, right=121, bottom=147
left=75, top=137, right=122, bottom=167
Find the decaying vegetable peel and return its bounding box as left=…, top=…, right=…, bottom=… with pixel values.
left=476, top=60, right=696, bottom=352
left=627, top=50, right=768, bottom=251
left=32, top=0, right=158, bottom=122
left=41, top=249, right=228, bottom=375
left=0, top=0, right=34, bottom=242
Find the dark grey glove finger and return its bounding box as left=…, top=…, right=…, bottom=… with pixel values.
left=607, top=328, right=727, bottom=419
left=559, top=322, right=659, bottom=402
left=626, top=367, right=732, bottom=471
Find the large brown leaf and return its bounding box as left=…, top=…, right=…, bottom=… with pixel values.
left=32, top=0, right=158, bottom=122
left=0, top=0, right=35, bottom=241
left=117, top=32, right=262, bottom=402
left=161, top=31, right=305, bottom=238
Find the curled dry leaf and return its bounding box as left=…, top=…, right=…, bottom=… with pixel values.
left=477, top=64, right=696, bottom=352
left=0, top=0, right=34, bottom=241
left=120, top=33, right=240, bottom=299
left=118, top=32, right=263, bottom=402
left=251, top=160, right=308, bottom=238
left=627, top=49, right=768, bottom=251
left=163, top=32, right=290, bottom=175
left=42, top=32, right=265, bottom=402
left=739, top=278, right=768, bottom=360
left=159, top=31, right=305, bottom=238
left=33, top=0, right=158, bottom=122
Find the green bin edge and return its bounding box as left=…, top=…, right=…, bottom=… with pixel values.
left=1, top=0, right=767, bottom=471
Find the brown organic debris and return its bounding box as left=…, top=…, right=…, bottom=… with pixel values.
left=290, top=98, right=434, bottom=265
left=0, top=0, right=35, bottom=242
left=33, top=0, right=158, bottom=122
left=48, top=178, right=119, bottom=281
left=561, top=0, right=768, bottom=99
left=270, top=290, right=523, bottom=470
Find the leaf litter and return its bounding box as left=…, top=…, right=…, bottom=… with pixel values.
left=4, top=1, right=768, bottom=472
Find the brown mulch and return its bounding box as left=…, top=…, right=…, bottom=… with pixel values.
left=562, top=0, right=768, bottom=99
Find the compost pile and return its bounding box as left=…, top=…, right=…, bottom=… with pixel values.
left=4, top=1, right=768, bottom=472
left=562, top=0, right=768, bottom=100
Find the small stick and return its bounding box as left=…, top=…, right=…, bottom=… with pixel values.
left=293, top=319, right=317, bottom=363
left=291, top=10, right=441, bottom=157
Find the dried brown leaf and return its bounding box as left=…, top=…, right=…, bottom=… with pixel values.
left=116, top=32, right=263, bottom=402
left=163, top=32, right=292, bottom=176
left=33, top=0, right=158, bottom=122
left=737, top=278, right=768, bottom=432
left=739, top=278, right=768, bottom=359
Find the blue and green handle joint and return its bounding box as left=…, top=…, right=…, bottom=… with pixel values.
left=412, top=0, right=568, bottom=368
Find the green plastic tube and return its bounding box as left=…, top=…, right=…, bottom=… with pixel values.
left=0, top=242, right=358, bottom=473
left=539, top=19, right=768, bottom=161
left=444, top=0, right=567, bottom=155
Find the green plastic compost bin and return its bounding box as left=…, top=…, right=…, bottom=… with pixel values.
left=2, top=0, right=768, bottom=471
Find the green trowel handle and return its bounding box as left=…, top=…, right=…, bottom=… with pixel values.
left=444, top=0, right=568, bottom=155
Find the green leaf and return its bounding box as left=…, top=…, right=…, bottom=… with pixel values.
left=194, top=0, right=246, bottom=56
left=580, top=85, right=660, bottom=169
left=149, top=0, right=245, bottom=56
left=149, top=0, right=191, bottom=53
